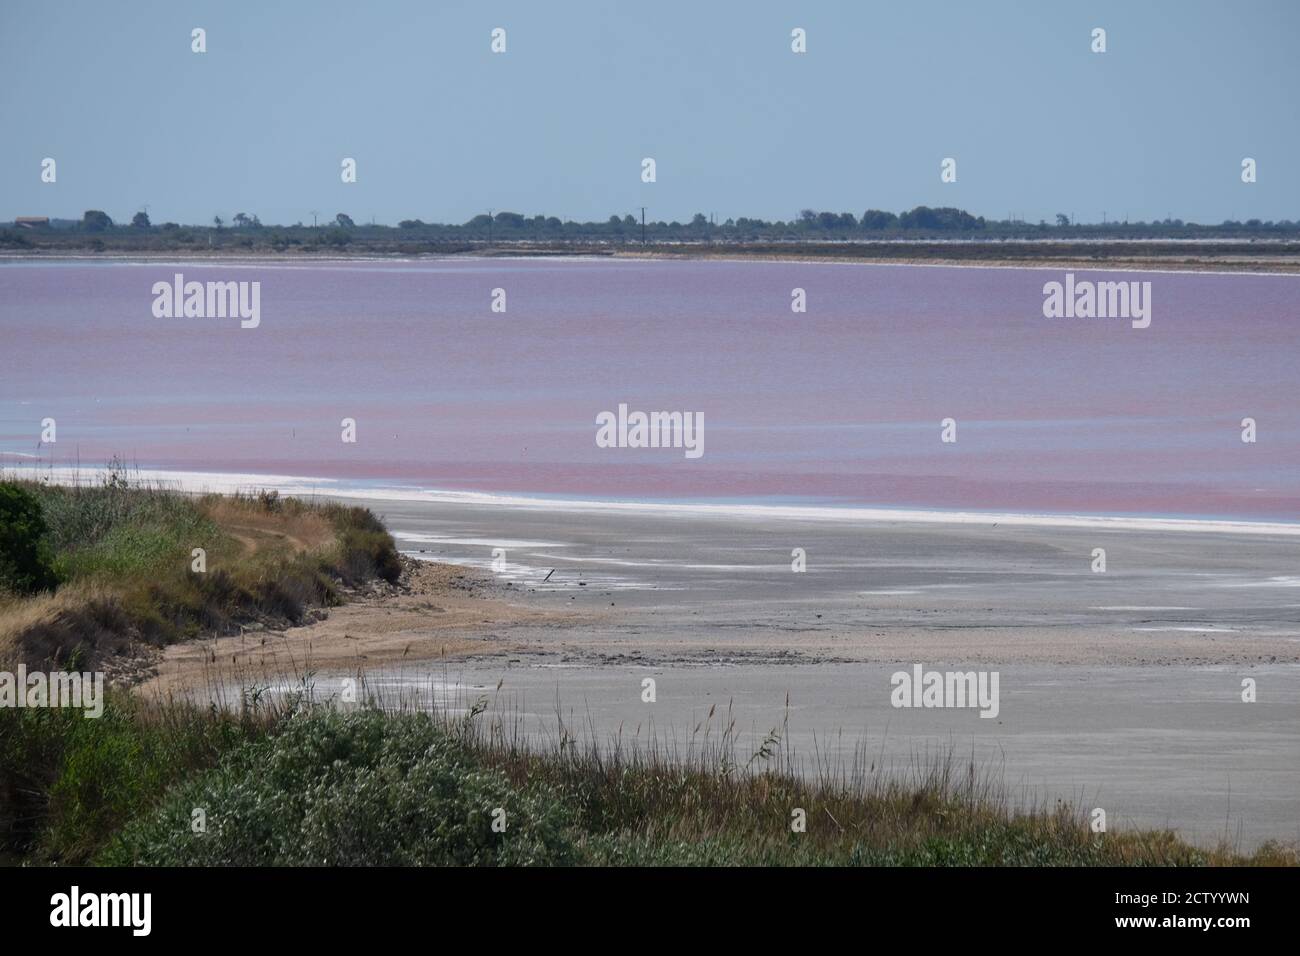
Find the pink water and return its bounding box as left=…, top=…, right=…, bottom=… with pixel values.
left=2, top=257, right=1297, bottom=519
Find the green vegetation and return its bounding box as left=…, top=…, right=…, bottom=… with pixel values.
left=2, top=694, right=1293, bottom=867
left=0, top=470, right=400, bottom=672
left=0, top=695, right=267, bottom=864
left=0, top=483, right=61, bottom=595
left=80, top=209, right=112, bottom=232
left=100, top=708, right=578, bottom=866
left=4, top=205, right=1300, bottom=258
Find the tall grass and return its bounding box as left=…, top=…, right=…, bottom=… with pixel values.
left=4, top=677, right=1292, bottom=867
left=35, top=472, right=221, bottom=581
left=0, top=694, right=278, bottom=864
left=0, top=470, right=401, bottom=671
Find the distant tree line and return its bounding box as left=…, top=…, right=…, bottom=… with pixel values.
left=2, top=205, right=1298, bottom=251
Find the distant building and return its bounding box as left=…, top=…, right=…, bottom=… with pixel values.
left=15, top=216, right=50, bottom=229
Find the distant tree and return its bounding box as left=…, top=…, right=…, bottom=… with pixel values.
left=335, top=213, right=355, bottom=229
left=81, top=210, right=112, bottom=232
left=898, top=206, right=983, bottom=231
left=131, top=211, right=151, bottom=229
left=213, top=215, right=224, bottom=230
left=816, top=211, right=856, bottom=230
left=860, top=209, right=898, bottom=230
left=398, top=219, right=425, bottom=229
left=1055, top=213, right=1070, bottom=227
left=0, top=483, right=60, bottom=595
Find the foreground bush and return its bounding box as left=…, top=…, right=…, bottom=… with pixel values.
left=0, top=698, right=267, bottom=863
left=6, top=694, right=1294, bottom=867
left=0, top=483, right=60, bottom=595
left=100, top=710, right=578, bottom=866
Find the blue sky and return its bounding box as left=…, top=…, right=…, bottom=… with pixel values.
left=1, top=0, right=1297, bottom=226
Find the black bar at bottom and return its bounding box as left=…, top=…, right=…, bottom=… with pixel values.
left=0, top=865, right=1283, bottom=941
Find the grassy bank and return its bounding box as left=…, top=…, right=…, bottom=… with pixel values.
left=2, top=691, right=1294, bottom=867
left=0, top=468, right=401, bottom=676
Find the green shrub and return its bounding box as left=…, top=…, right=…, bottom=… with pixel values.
left=101, top=710, right=579, bottom=866
left=0, top=482, right=61, bottom=594
left=33, top=479, right=215, bottom=580
left=0, top=698, right=263, bottom=862
left=338, top=528, right=402, bottom=584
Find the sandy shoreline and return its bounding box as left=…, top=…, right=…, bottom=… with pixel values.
left=16, top=465, right=1289, bottom=848
left=142, top=553, right=1300, bottom=699
left=141, top=559, right=578, bottom=697
left=123, top=486, right=1300, bottom=848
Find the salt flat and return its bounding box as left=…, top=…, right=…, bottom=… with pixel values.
left=323, top=494, right=1300, bottom=848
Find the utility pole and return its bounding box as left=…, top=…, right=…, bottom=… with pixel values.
left=487, top=209, right=493, bottom=247
left=310, top=210, right=318, bottom=229
left=641, top=207, right=646, bottom=245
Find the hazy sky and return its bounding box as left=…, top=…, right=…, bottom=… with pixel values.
left=2, top=0, right=1297, bottom=226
